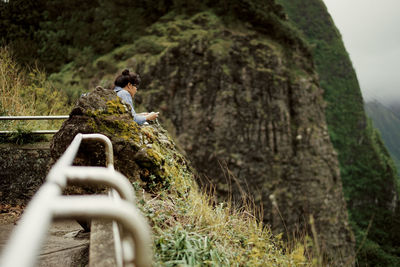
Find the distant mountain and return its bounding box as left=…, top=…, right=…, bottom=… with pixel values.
left=277, top=0, right=400, bottom=264
left=388, top=102, right=400, bottom=121
left=365, top=100, right=400, bottom=174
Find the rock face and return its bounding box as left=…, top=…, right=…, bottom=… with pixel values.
left=130, top=13, right=354, bottom=264
left=0, top=143, right=51, bottom=205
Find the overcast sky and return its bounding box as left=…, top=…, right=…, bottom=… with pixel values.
left=323, top=0, right=400, bottom=104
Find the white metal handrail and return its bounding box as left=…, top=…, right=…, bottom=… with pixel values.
left=0, top=115, right=69, bottom=134
left=0, top=115, right=70, bottom=120
left=0, top=133, right=152, bottom=267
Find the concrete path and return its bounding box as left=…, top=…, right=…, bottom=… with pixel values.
left=0, top=224, right=14, bottom=255
left=0, top=220, right=89, bottom=266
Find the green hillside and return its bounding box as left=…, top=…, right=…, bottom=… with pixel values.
left=388, top=102, right=400, bottom=121
left=276, top=0, right=400, bottom=265
left=365, top=101, right=400, bottom=175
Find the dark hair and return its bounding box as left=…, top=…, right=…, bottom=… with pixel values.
left=114, top=69, right=141, bottom=88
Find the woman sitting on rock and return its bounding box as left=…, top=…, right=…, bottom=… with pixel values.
left=114, top=69, right=158, bottom=125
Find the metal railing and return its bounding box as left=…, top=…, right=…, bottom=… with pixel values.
left=0, top=133, right=152, bottom=267
left=0, top=115, right=69, bottom=134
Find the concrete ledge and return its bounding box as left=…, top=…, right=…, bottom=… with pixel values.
left=0, top=143, right=52, bottom=205
left=89, top=219, right=117, bottom=267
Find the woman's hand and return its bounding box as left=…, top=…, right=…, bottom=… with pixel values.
left=146, top=112, right=159, bottom=121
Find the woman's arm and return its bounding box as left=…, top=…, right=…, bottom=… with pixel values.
left=145, top=112, right=159, bottom=121
left=117, top=90, right=146, bottom=125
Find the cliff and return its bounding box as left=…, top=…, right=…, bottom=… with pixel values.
left=365, top=101, right=400, bottom=175
left=71, top=10, right=354, bottom=264
left=276, top=0, right=400, bottom=264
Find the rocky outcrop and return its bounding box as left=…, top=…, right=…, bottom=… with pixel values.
left=51, top=87, right=193, bottom=197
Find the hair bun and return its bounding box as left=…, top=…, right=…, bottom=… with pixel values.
left=122, top=69, right=130, bottom=76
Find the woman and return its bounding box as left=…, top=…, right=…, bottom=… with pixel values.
left=113, top=69, right=158, bottom=125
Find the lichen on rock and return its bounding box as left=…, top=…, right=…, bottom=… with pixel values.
left=51, top=86, right=193, bottom=196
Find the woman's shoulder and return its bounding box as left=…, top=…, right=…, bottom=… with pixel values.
left=116, top=89, right=131, bottom=98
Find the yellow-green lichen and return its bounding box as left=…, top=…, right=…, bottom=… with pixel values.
left=106, top=100, right=128, bottom=114
left=133, top=126, right=194, bottom=196
left=85, top=111, right=141, bottom=144
left=145, top=147, right=164, bottom=166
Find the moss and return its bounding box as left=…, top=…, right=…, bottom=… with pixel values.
left=85, top=109, right=141, bottom=144
left=106, top=100, right=127, bottom=114
left=106, top=120, right=193, bottom=196
left=190, top=11, right=220, bottom=28
left=208, top=39, right=232, bottom=59
left=133, top=36, right=167, bottom=55
left=150, top=142, right=192, bottom=195
left=95, top=59, right=118, bottom=73
left=221, top=64, right=231, bottom=76
left=112, top=44, right=137, bottom=61
left=141, top=126, right=158, bottom=143
left=146, top=148, right=164, bottom=165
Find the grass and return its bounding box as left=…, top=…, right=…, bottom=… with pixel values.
left=134, top=178, right=314, bottom=266
left=0, top=47, right=29, bottom=116
left=125, top=127, right=319, bottom=266
left=0, top=128, right=47, bottom=145
left=0, top=46, right=71, bottom=143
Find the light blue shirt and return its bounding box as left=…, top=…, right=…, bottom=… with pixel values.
left=114, top=86, right=146, bottom=125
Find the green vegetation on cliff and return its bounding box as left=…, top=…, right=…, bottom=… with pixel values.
left=276, top=0, right=400, bottom=265
left=365, top=101, right=400, bottom=175
left=0, top=0, right=308, bottom=74
left=0, top=47, right=70, bottom=143
left=1, top=0, right=314, bottom=106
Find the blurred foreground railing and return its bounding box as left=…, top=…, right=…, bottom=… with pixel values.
left=0, top=133, right=152, bottom=267
left=0, top=115, right=69, bottom=134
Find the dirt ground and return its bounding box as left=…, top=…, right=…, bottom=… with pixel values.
left=0, top=204, right=24, bottom=225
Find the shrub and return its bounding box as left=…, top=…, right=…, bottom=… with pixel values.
left=0, top=46, right=71, bottom=141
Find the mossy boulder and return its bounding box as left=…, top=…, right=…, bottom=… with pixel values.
left=50, top=87, right=193, bottom=195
